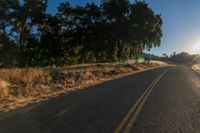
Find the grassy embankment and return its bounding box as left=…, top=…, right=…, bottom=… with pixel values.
left=192, top=64, right=200, bottom=72
left=0, top=61, right=167, bottom=112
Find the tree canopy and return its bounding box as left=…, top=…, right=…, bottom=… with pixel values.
left=0, top=0, right=163, bottom=67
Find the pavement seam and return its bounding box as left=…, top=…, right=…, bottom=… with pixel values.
left=114, top=69, right=169, bottom=133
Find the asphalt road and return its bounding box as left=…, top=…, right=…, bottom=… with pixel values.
left=1, top=65, right=200, bottom=133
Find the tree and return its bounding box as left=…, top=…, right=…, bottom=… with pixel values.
left=128, top=1, right=162, bottom=52
left=169, top=52, right=195, bottom=64
left=37, top=0, right=163, bottom=65
left=12, top=0, right=47, bottom=66
left=0, top=0, right=163, bottom=67
left=100, top=0, right=163, bottom=61
left=0, top=0, right=20, bottom=67
left=162, top=53, right=168, bottom=59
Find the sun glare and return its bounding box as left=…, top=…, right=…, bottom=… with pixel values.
left=192, top=41, right=200, bottom=54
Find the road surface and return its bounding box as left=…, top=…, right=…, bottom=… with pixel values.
left=0, top=65, right=200, bottom=133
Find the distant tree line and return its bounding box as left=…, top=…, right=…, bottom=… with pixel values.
left=144, top=53, right=166, bottom=61
left=169, top=52, right=200, bottom=65
left=0, top=0, right=163, bottom=67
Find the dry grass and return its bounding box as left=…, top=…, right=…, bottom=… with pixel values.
left=149, top=60, right=168, bottom=66
left=0, top=79, right=9, bottom=98
left=192, top=64, right=200, bottom=70
left=0, top=61, right=167, bottom=112
left=191, top=64, right=200, bottom=74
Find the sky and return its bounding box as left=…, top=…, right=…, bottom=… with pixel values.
left=47, top=0, right=200, bottom=56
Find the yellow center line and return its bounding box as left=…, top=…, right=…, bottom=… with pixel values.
left=114, top=69, right=169, bottom=133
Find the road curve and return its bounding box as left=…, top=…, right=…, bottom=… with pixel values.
left=0, top=66, right=200, bottom=133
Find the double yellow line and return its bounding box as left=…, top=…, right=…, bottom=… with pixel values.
left=114, top=69, right=169, bottom=133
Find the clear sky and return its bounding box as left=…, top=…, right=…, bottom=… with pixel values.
left=47, top=0, right=200, bottom=56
